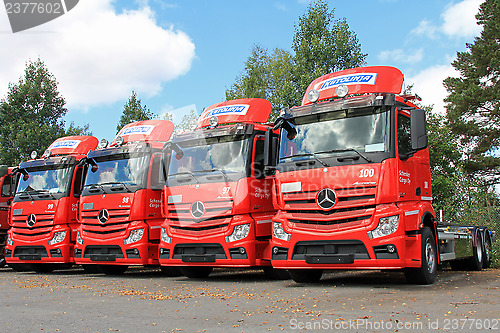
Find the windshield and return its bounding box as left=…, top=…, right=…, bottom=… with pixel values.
left=84, top=154, right=150, bottom=192
left=16, top=165, right=74, bottom=200
left=168, top=135, right=250, bottom=184
left=280, top=106, right=391, bottom=162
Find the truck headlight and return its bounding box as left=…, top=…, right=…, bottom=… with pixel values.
left=7, top=234, right=13, bottom=246
left=161, top=228, right=171, bottom=243
left=273, top=222, right=291, bottom=241
left=368, top=215, right=399, bottom=239
left=76, top=231, right=83, bottom=245
left=48, top=231, right=67, bottom=245
left=124, top=228, right=144, bottom=245
left=225, top=224, right=250, bottom=243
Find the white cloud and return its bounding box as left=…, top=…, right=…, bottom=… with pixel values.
left=406, top=64, right=459, bottom=114
left=441, top=0, right=483, bottom=38
left=0, top=0, right=195, bottom=110
left=411, top=0, right=483, bottom=39
left=378, top=48, right=424, bottom=64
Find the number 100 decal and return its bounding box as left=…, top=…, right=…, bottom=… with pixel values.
left=3, top=0, right=79, bottom=33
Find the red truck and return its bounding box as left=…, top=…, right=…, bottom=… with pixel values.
left=266, top=66, right=494, bottom=284
left=5, top=136, right=99, bottom=272
left=74, top=120, right=174, bottom=274
left=0, top=165, right=16, bottom=268
left=159, top=98, right=287, bottom=279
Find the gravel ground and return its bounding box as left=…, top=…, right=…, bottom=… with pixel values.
left=0, top=266, right=499, bottom=332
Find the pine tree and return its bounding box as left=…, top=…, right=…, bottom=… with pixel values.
left=116, top=91, right=155, bottom=132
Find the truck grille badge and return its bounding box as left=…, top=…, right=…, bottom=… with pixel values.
left=190, top=201, right=205, bottom=219
left=316, top=188, right=337, bottom=210
left=26, top=214, right=36, bottom=227
left=98, top=209, right=110, bottom=224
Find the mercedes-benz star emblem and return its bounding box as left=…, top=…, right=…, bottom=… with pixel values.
left=190, top=201, right=205, bottom=219
left=316, top=188, right=337, bottom=210
left=26, top=214, right=36, bottom=227
left=98, top=209, right=110, bottom=224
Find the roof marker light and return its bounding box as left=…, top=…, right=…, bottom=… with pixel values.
left=307, top=89, right=320, bottom=103
left=30, top=151, right=38, bottom=159
left=336, top=84, right=349, bottom=98
left=42, top=150, right=51, bottom=158
left=209, top=115, right=219, bottom=128
left=98, top=138, right=108, bottom=149
left=115, top=136, right=124, bottom=146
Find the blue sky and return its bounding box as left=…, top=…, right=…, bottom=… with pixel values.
left=0, top=0, right=484, bottom=141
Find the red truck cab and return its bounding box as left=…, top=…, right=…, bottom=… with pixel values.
left=74, top=120, right=174, bottom=274
left=5, top=136, right=99, bottom=272
left=159, top=98, right=287, bottom=279
left=0, top=165, right=16, bottom=268
left=267, top=66, right=438, bottom=283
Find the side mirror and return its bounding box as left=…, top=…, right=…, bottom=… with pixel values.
left=411, top=109, right=428, bottom=151
left=273, top=117, right=296, bottom=140
left=264, top=129, right=278, bottom=171
left=0, top=165, right=8, bottom=177
left=164, top=141, right=184, bottom=160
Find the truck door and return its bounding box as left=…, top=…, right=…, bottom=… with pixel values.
left=0, top=175, right=13, bottom=229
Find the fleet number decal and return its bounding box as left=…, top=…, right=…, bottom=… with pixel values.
left=359, top=168, right=375, bottom=178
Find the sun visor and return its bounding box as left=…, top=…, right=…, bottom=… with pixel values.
left=197, top=98, right=272, bottom=128
left=302, top=66, right=404, bottom=106
left=113, top=120, right=174, bottom=146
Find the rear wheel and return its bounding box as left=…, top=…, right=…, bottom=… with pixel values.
left=404, top=226, right=437, bottom=284
left=263, top=267, right=290, bottom=280
left=180, top=267, right=213, bottom=279
left=160, top=266, right=183, bottom=277
left=289, top=269, right=323, bottom=283
left=483, top=232, right=492, bottom=269
left=466, top=232, right=483, bottom=271
left=96, top=265, right=128, bottom=275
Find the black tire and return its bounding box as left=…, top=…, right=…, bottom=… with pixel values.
left=404, top=226, right=437, bottom=285
left=483, top=232, right=492, bottom=269
left=82, top=264, right=101, bottom=274
left=8, top=263, right=33, bottom=272
left=160, top=266, right=183, bottom=277
left=0, top=257, right=6, bottom=268
left=179, top=267, right=213, bottom=279
left=289, top=269, right=323, bottom=283
left=263, top=267, right=290, bottom=280
left=96, top=265, right=128, bottom=275
left=30, top=263, right=56, bottom=273
left=466, top=231, right=483, bottom=271
left=449, top=259, right=466, bottom=271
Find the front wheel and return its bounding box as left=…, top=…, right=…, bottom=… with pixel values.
left=404, top=226, right=437, bottom=285
left=160, top=266, right=183, bottom=277
left=30, top=263, right=56, bottom=273
left=263, top=267, right=290, bottom=280
left=180, top=267, right=213, bottom=279
left=0, top=257, right=6, bottom=268
left=289, top=269, right=323, bottom=283
left=96, top=265, right=128, bottom=275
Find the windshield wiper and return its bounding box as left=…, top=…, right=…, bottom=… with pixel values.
left=99, top=182, right=132, bottom=193
left=168, top=171, right=200, bottom=184
left=193, top=169, right=230, bottom=182
left=281, top=153, right=329, bottom=167
left=316, top=148, right=373, bottom=163
left=17, top=190, right=35, bottom=200
left=34, top=190, right=56, bottom=199
left=84, top=183, right=106, bottom=193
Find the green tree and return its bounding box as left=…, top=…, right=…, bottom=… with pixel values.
left=444, top=0, right=500, bottom=185
left=292, top=0, right=366, bottom=96
left=116, top=91, right=155, bottom=132
left=226, top=0, right=366, bottom=119
left=176, top=109, right=199, bottom=132
left=0, top=59, right=86, bottom=166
